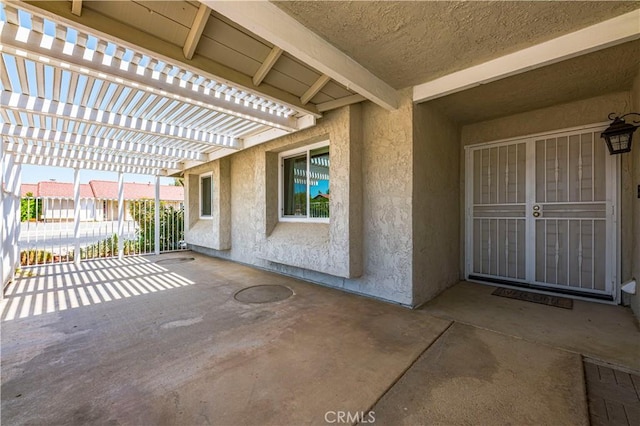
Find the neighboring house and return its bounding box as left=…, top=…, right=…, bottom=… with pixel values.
left=310, top=194, right=330, bottom=218
left=21, top=181, right=96, bottom=222
left=88, top=181, right=184, bottom=221
left=20, top=180, right=184, bottom=222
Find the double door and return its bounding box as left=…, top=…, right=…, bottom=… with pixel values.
left=465, top=126, right=618, bottom=299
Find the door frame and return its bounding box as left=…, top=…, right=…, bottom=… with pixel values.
left=464, top=122, right=620, bottom=303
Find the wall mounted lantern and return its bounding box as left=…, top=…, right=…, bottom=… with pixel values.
left=601, top=112, right=640, bottom=155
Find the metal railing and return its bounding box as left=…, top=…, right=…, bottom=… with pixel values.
left=18, top=196, right=185, bottom=266
left=310, top=202, right=329, bottom=218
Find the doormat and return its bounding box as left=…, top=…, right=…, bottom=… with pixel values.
left=492, top=287, right=573, bottom=309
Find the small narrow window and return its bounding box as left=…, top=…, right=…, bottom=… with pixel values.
left=200, top=173, right=212, bottom=218
left=280, top=141, right=330, bottom=222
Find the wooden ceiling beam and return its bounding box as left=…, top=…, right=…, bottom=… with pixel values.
left=300, top=74, right=331, bottom=106
left=316, top=94, right=366, bottom=112
left=0, top=21, right=296, bottom=131
left=183, top=3, right=211, bottom=60
left=5, top=140, right=177, bottom=172
left=10, top=153, right=165, bottom=175
left=205, top=0, right=399, bottom=110
left=252, top=46, right=283, bottom=86
left=71, top=0, right=82, bottom=17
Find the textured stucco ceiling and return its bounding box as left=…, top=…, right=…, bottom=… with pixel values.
left=427, top=40, right=640, bottom=124
left=274, top=1, right=640, bottom=89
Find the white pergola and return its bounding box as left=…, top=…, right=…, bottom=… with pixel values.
left=0, top=2, right=319, bottom=177
left=0, top=1, right=325, bottom=278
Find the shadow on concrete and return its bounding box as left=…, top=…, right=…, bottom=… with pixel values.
left=1, top=257, right=194, bottom=321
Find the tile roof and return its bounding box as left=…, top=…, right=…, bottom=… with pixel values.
left=19, top=180, right=184, bottom=201
left=20, top=183, right=38, bottom=197
left=89, top=181, right=184, bottom=201
left=34, top=182, right=95, bottom=199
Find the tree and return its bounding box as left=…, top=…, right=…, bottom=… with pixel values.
left=20, top=193, right=42, bottom=222
left=172, top=178, right=184, bottom=187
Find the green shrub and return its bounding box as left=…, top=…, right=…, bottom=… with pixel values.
left=128, top=200, right=184, bottom=252
left=20, top=193, right=42, bottom=222
left=19, top=249, right=73, bottom=265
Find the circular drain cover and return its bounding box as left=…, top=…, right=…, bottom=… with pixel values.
left=156, top=257, right=195, bottom=265
left=234, top=285, right=293, bottom=304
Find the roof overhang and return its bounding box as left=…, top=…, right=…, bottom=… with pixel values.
left=413, top=9, right=640, bottom=104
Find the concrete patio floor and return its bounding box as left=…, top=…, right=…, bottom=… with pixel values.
left=1, top=252, right=638, bottom=425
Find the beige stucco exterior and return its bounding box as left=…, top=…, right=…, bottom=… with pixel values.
left=184, top=70, right=640, bottom=314
left=185, top=158, right=231, bottom=251
left=459, top=92, right=632, bottom=146
left=184, top=90, right=466, bottom=307
left=185, top=91, right=417, bottom=305
left=412, top=103, right=460, bottom=304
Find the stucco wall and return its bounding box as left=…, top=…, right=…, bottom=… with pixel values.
left=357, top=91, right=414, bottom=304
left=185, top=164, right=214, bottom=248
left=629, top=68, right=640, bottom=319
left=186, top=91, right=415, bottom=305
left=461, top=92, right=631, bottom=146
left=412, top=103, right=461, bottom=305
left=460, top=91, right=635, bottom=303
left=184, top=157, right=231, bottom=250
left=256, top=106, right=361, bottom=279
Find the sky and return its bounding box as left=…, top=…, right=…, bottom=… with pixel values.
left=21, top=165, right=176, bottom=185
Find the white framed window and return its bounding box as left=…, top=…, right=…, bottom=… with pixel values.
left=279, top=141, right=330, bottom=222
left=199, top=172, right=213, bottom=219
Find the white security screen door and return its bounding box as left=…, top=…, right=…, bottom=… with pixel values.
left=466, top=126, right=618, bottom=299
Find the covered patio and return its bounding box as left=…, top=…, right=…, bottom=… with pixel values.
left=1, top=252, right=638, bottom=425
left=2, top=1, right=640, bottom=424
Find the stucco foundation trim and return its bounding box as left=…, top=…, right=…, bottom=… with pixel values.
left=257, top=222, right=334, bottom=275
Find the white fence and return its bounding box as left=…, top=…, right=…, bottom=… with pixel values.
left=19, top=197, right=186, bottom=266
left=310, top=202, right=329, bottom=218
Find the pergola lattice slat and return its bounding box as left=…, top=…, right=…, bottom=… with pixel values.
left=0, top=2, right=319, bottom=177
left=0, top=19, right=298, bottom=130
left=11, top=152, right=170, bottom=176
left=0, top=91, right=242, bottom=149
left=5, top=138, right=180, bottom=170
left=2, top=124, right=206, bottom=162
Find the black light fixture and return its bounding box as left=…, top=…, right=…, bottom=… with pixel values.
left=601, top=112, right=640, bottom=155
